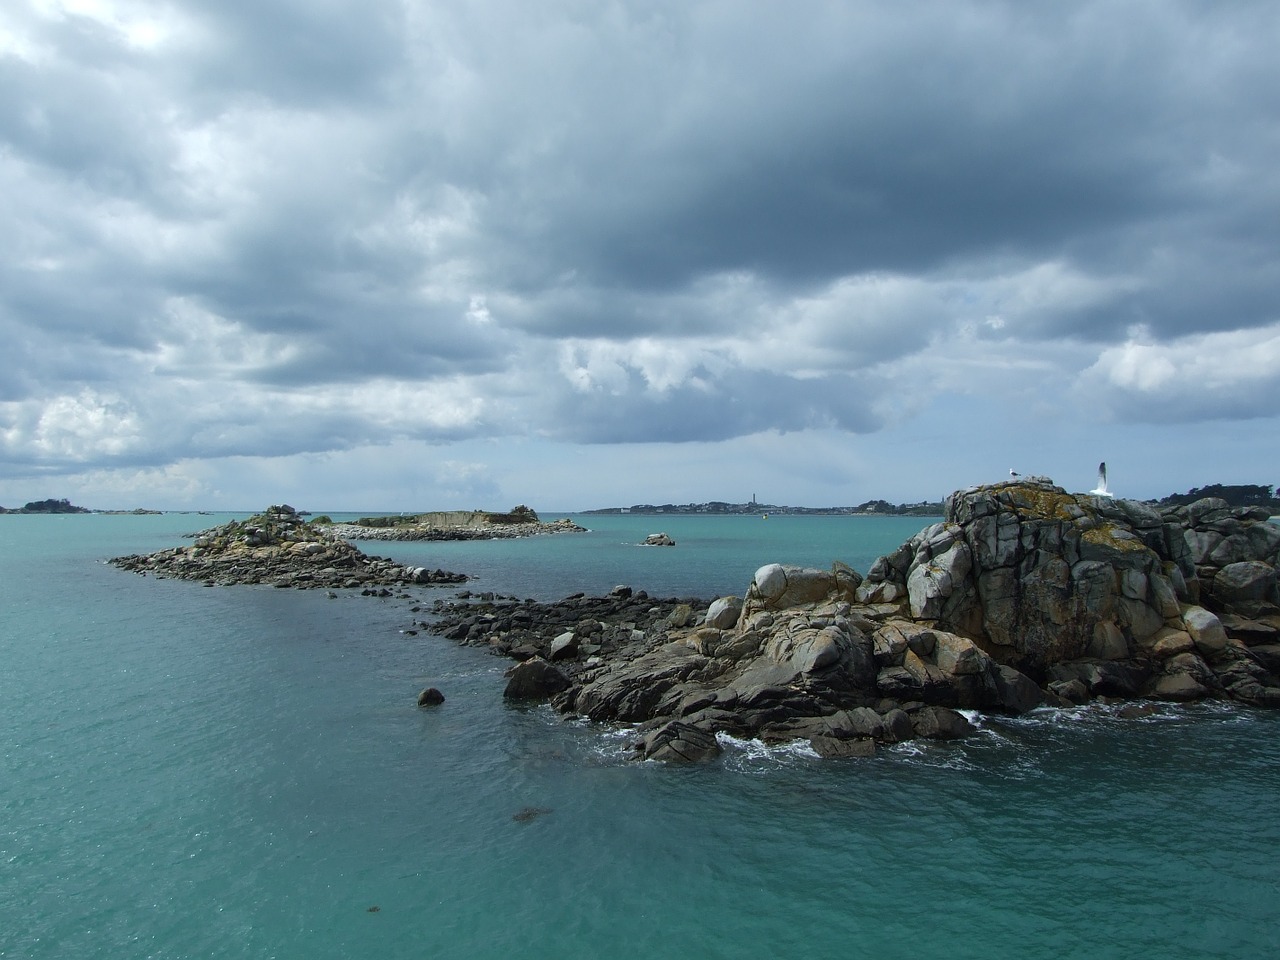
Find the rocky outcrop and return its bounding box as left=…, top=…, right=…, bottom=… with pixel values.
left=424, top=479, right=1280, bottom=762
left=642, top=533, right=677, bottom=546
left=111, top=504, right=468, bottom=589
left=858, top=479, right=1280, bottom=707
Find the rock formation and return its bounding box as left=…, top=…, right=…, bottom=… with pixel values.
left=111, top=504, right=468, bottom=589
left=319, top=506, right=586, bottom=542
left=426, top=479, right=1280, bottom=761
left=859, top=480, right=1280, bottom=707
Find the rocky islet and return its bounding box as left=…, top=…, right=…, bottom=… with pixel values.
left=423, top=478, right=1280, bottom=761
left=317, top=505, right=586, bottom=542
left=110, top=504, right=468, bottom=590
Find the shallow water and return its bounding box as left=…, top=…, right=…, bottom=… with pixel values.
left=2, top=513, right=1277, bottom=959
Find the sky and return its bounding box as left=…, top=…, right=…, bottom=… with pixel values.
left=2, top=0, right=1278, bottom=512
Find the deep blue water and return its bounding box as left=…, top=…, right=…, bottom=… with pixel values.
left=2, top=512, right=1277, bottom=959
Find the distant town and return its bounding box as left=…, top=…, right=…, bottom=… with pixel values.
left=581, top=498, right=946, bottom=517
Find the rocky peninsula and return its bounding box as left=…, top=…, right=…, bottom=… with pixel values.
left=110, top=504, right=467, bottom=590
left=423, top=478, right=1280, bottom=761
left=318, top=505, right=586, bottom=542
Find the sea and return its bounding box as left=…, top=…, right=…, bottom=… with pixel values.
left=2, top=511, right=1277, bottom=960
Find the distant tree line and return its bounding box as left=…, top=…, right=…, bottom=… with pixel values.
left=1155, top=484, right=1279, bottom=509
left=0, top=498, right=91, bottom=514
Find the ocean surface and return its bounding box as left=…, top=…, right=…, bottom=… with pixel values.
left=2, top=511, right=1278, bottom=959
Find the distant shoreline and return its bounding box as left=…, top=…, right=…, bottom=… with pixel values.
left=580, top=503, right=945, bottom=517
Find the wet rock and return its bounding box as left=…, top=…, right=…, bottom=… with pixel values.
left=502, top=658, right=571, bottom=700
left=1150, top=672, right=1210, bottom=702
left=417, top=687, right=445, bottom=706
left=910, top=706, right=976, bottom=740
left=992, top=664, right=1043, bottom=714
left=640, top=721, right=721, bottom=762
left=809, top=736, right=876, bottom=759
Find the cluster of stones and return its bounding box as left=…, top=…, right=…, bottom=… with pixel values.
left=642, top=533, right=677, bottom=546
left=424, top=479, right=1280, bottom=763
left=110, top=504, right=468, bottom=590
left=424, top=586, right=707, bottom=668
left=320, top=515, right=587, bottom=542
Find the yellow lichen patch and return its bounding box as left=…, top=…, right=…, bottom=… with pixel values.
left=1081, top=524, right=1150, bottom=553
left=999, top=484, right=1080, bottom=522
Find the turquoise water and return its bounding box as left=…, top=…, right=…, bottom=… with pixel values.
left=2, top=513, right=1278, bottom=959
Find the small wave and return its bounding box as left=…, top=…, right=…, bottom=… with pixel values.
left=715, top=732, right=820, bottom=767
left=555, top=716, right=643, bottom=765
left=1000, top=699, right=1222, bottom=731
left=880, top=739, right=980, bottom=771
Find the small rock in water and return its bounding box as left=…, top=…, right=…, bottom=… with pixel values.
left=417, top=687, right=445, bottom=707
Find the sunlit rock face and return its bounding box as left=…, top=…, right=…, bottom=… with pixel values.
left=858, top=478, right=1280, bottom=705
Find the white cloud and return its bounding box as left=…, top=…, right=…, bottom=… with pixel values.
left=149, top=298, right=304, bottom=378
left=3, top=389, right=142, bottom=461
left=1081, top=322, right=1280, bottom=420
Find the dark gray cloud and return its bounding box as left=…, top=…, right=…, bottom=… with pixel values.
left=547, top=367, right=887, bottom=445
left=187, top=0, right=407, bottom=109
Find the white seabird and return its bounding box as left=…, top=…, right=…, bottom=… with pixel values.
left=1090, top=461, right=1113, bottom=498
left=1009, top=468, right=1020, bottom=477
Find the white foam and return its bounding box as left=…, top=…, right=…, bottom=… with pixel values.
left=715, top=731, right=820, bottom=763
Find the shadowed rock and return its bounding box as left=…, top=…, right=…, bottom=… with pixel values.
left=502, top=657, right=571, bottom=700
